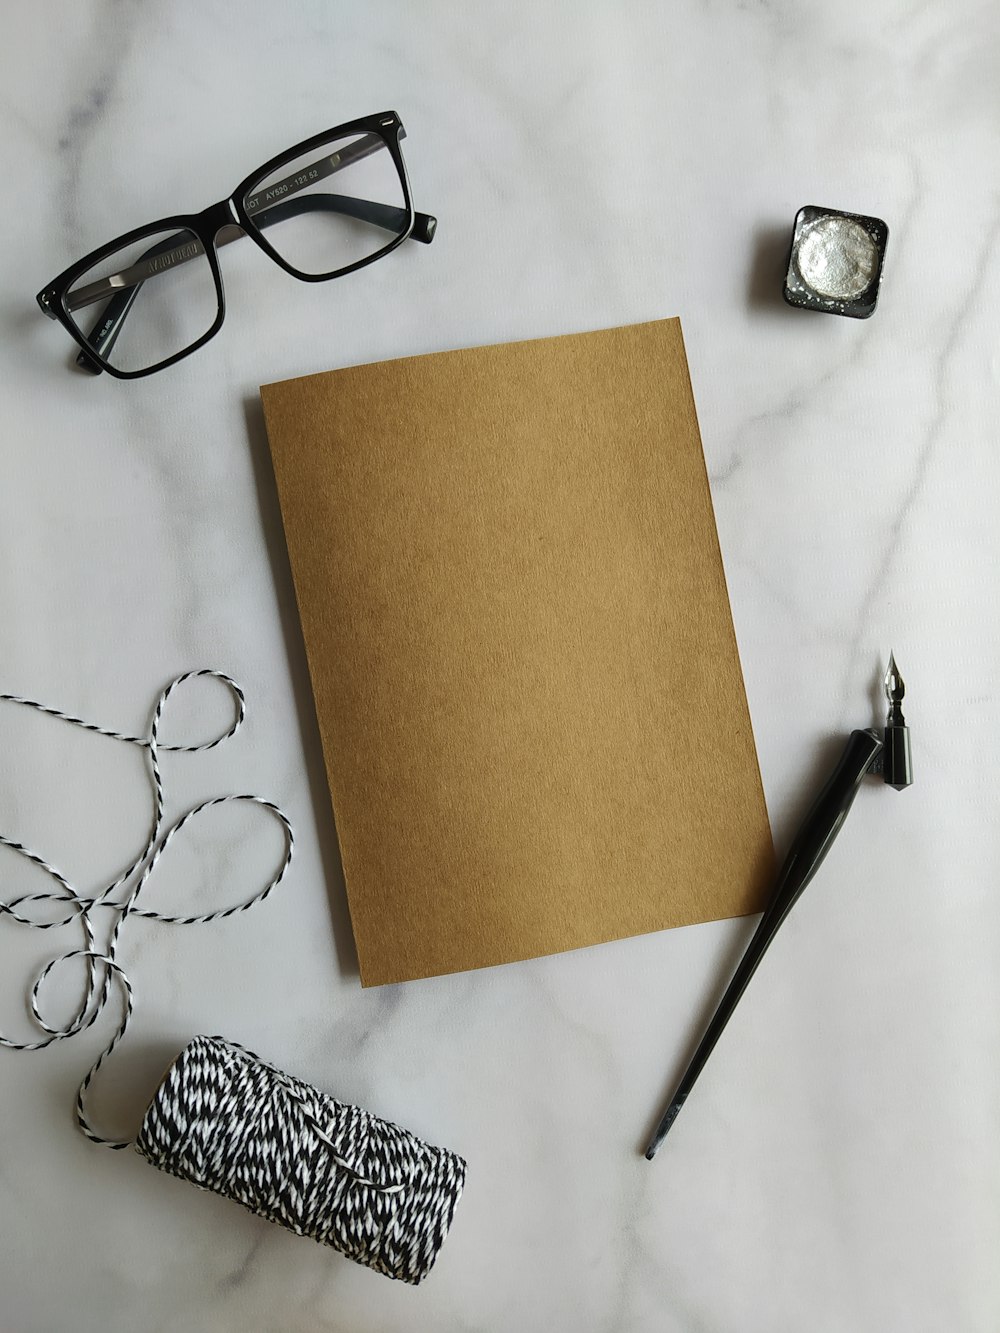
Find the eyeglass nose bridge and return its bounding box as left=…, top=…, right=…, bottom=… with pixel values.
left=198, top=197, right=243, bottom=246
left=199, top=199, right=260, bottom=280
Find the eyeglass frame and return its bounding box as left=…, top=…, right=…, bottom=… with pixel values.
left=35, top=110, right=437, bottom=380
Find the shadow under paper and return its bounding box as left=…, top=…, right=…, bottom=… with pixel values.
left=242, top=394, right=359, bottom=982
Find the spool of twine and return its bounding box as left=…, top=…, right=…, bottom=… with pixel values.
left=137, top=1035, right=466, bottom=1284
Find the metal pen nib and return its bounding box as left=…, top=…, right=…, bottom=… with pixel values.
left=882, top=652, right=912, bottom=790
left=885, top=651, right=905, bottom=712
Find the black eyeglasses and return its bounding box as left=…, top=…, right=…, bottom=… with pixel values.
left=36, top=111, right=436, bottom=380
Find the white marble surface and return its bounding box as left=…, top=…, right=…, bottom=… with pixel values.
left=1, top=2, right=999, bottom=1330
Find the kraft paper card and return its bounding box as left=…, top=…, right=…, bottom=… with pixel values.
left=261, top=318, right=773, bottom=986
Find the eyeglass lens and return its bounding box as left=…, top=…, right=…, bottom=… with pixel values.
left=241, top=130, right=408, bottom=277
left=64, top=227, right=218, bottom=375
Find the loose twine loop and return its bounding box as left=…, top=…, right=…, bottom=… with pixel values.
left=0, top=670, right=294, bottom=1148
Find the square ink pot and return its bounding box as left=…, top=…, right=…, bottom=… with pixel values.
left=783, top=205, right=888, bottom=319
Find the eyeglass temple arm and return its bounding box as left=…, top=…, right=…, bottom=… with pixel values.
left=69, top=193, right=434, bottom=315
left=74, top=194, right=437, bottom=374
left=256, top=193, right=435, bottom=243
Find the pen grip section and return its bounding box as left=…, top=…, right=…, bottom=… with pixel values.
left=764, top=727, right=883, bottom=928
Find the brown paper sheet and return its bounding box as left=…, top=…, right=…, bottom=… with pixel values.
left=261, top=318, right=773, bottom=986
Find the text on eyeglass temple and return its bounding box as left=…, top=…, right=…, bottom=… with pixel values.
left=141, top=240, right=203, bottom=275
left=246, top=165, right=325, bottom=212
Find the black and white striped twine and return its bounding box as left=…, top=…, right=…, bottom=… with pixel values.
left=136, top=1032, right=467, bottom=1283
left=0, top=671, right=466, bottom=1283
left=0, top=670, right=294, bottom=1143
